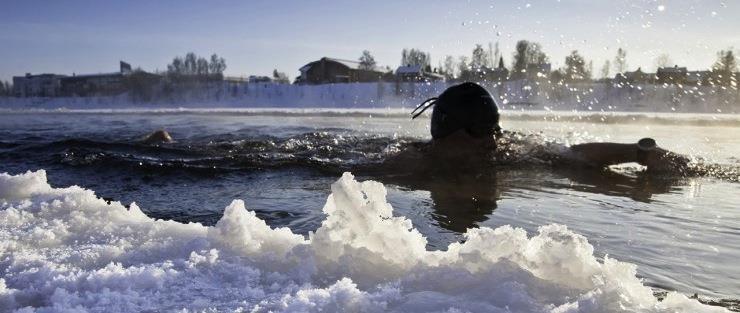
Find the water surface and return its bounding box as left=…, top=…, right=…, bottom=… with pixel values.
left=1, top=110, right=738, bottom=303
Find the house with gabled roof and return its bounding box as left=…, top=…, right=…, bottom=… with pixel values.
left=295, top=57, right=390, bottom=85
left=395, top=64, right=444, bottom=82
left=656, top=65, right=688, bottom=84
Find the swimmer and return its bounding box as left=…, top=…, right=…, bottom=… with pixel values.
left=142, top=129, right=173, bottom=144
left=382, top=82, right=689, bottom=175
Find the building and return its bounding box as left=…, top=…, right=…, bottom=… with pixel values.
left=296, top=57, right=389, bottom=84
left=60, top=73, right=126, bottom=97
left=614, top=67, right=655, bottom=85
left=395, top=64, right=444, bottom=82
left=248, top=76, right=272, bottom=83
left=656, top=65, right=688, bottom=84
left=224, top=76, right=247, bottom=83
left=491, top=57, right=509, bottom=82
left=59, top=61, right=136, bottom=96
left=467, top=57, right=509, bottom=83
left=526, top=63, right=551, bottom=80
left=12, top=73, right=67, bottom=97
left=686, top=71, right=711, bottom=85
left=510, top=62, right=551, bottom=81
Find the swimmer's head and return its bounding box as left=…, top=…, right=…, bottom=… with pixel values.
left=411, top=82, right=500, bottom=139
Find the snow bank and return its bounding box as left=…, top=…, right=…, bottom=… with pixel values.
left=0, top=170, right=728, bottom=312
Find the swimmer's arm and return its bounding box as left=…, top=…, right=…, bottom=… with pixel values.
left=569, top=141, right=689, bottom=171
left=362, top=143, right=427, bottom=175
left=569, top=142, right=641, bottom=168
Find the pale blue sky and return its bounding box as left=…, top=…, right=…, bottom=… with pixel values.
left=1, top=0, right=737, bottom=82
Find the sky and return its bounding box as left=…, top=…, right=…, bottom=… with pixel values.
left=0, top=0, right=738, bottom=82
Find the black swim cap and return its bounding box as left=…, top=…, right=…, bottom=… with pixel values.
left=411, top=82, right=500, bottom=139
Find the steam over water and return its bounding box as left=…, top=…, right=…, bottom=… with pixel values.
left=1, top=110, right=739, bottom=312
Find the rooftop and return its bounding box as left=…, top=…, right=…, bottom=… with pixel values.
left=396, top=65, right=423, bottom=74
left=301, top=57, right=382, bottom=72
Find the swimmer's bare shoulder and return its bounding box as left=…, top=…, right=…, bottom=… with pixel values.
left=352, top=141, right=432, bottom=176
left=381, top=141, right=432, bottom=173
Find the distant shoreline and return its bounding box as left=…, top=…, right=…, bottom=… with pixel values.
left=2, top=106, right=740, bottom=127
left=2, top=80, right=738, bottom=114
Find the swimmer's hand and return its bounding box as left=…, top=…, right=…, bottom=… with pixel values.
left=636, top=138, right=690, bottom=173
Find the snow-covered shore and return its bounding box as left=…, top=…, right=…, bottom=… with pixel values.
left=1, top=81, right=738, bottom=114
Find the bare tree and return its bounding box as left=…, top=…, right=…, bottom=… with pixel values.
left=471, top=44, right=489, bottom=68
left=614, top=48, right=628, bottom=73
left=600, top=60, right=611, bottom=79
left=711, top=48, right=737, bottom=86
left=487, top=42, right=494, bottom=68
left=168, top=57, right=184, bottom=75
left=493, top=41, right=501, bottom=65
left=401, top=48, right=431, bottom=67
left=272, top=69, right=290, bottom=84
left=457, top=56, right=471, bottom=81
left=564, top=50, right=589, bottom=81
left=167, top=52, right=227, bottom=81
left=196, top=58, right=209, bottom=76
left=184, top=53, right=197, bottom=75
left=358, top=50, right=377, bottom=70
left=442, top=55, right=457, bottom=79
left=209, top=54, right=227, bottom=76
left=512, top=40, right=548, bottom=79
left=587, top=60, right=593, bottom=80
left=654, top=53, right=673, bottom=69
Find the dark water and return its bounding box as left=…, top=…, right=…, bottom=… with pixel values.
left=1, top=111, right=739, bottom=307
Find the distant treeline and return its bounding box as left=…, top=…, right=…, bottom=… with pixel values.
left=104, top=42, right=740, bottom=104
left=0, top=81, right=11, bottom=96
left=125, top=52, right=227, bottom=101
left=5, top=42, right=737, bottom=102
left=166, top=52, right=227, bottom=82
left=374, top=40, right=738, bottom=86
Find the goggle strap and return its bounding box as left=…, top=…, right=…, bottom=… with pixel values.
left=410, top=97, right=438, bottom=119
